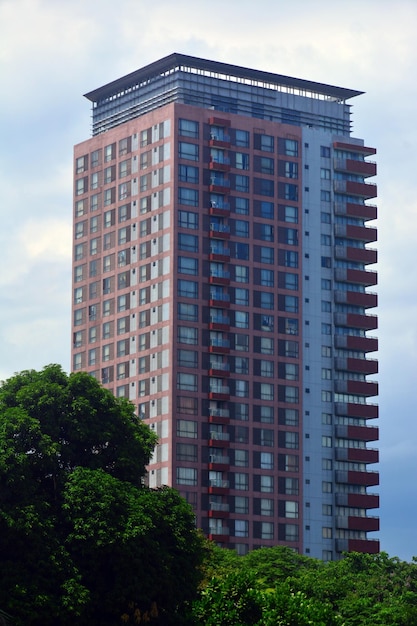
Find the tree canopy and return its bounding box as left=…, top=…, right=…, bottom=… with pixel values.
left=0, top=365, right=205, bottom=626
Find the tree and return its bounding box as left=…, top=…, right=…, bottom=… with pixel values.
left=0, top=365, right=205, bottom=625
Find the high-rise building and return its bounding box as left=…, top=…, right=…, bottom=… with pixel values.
left=71, top=53, right=379, bottom=559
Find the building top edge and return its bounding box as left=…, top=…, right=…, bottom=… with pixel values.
left=83, top=52, right=364, bottom=104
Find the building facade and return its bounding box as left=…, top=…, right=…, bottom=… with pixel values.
left=72, top=54, right=379, bottom=559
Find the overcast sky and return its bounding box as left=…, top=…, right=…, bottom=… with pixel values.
left=1, top=0, right=416, bottom=561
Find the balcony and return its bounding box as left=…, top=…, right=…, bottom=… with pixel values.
left=209, top=478, right=230, bottom=490
left=336, top=469, right=379, bottom=487
left=334, top=334, right=378, bottom=353
left=209, top=291, right=230, bottom=308
left=209, top=176, right=231, bottom=193
left=335, top=245, right=377, bottom=265
left=334, top=179, right=377, bottom=199
left=334, top=379, right=378, bottom=397
left=336, top=423, right=379, bottom=442
left=208, top=384, right=230, bottom=401
left=336, top=492, right=379, bottom=509
left=336, top=515, right=380, bottom=532
left=334, top=312, right=378, bottom=331
left=334, top=223, right=377, bottom=243
left=209, top=426, right=230, bottom=446
left=334, top=157, right=377, bottom=178
left=333, top=141, right=376, bottom=157
left=334, top=290, right=377, bottom=309
left=209, top=338, right=230, bottom=355
left=209, top=244, right=230, bottom=261
left=335, top=202, right=377, bottom=222
left=209, top=116, right=232, bottom=127
left=335, top=357, right=378, bottom=375
left=335, top=447, right=379, bottom=464
left=209, top=362, right=230, bottom=377
left=209, top=269, right=230, bottom=286
left=209, top=222, right=230, bottom=240
left=208, top=501, right=230, bottom=514
left=209, top=200, right=230, bottom=217
left=209, top=454, right=230, bottom=470
left=335, top=401, right=378, bottom=420
left=336, top=538, right=380, bottom=554
left=209, top=156, right=231, bottom=172
left=209, top=314, right=230, bottom=331
left=208, top=407, right=230, bottom=419
left=209, top=134, right=231, bottom=149
left=334, top=267, right=378, bottom=287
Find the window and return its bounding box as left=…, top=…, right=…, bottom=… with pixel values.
left=234, top=449, right=249, bottom=468
left=179, top=142, right=199, bottom=160
left=321, top=168, right=331, bottom=180
left=235, top=380, right=249, bottom=398
left=260, top=156, right=274, bottom=174
left=260, top=427, right=274, bottom=445
left=256, top=269, right=273, bottom=287
left=178, top=187, right=198, bottom=206
left=257, top=133, right=274, bottom=152
left=179, top=119, right=199, bottom=138
left=178, top=279, right=198, bottom=299
left=178, top=256, right=198, bottom=275
left=179, top=164, right=199, bottom=184
left=284, top=162, right=298, bottom=178
left=234, top=473, right=249, bottom=491
left=234, top=220, right=249, bottom=238
left=321, top=190, right=331, bottom=202
left=234, top=333, right=249, bottom=352
left=260, top=452, right=274, bottom=470
left=283, top=184, right=298, bottom=201
left=260, top=360, right=274, bottom=378
left=260, top=475, right=274, bottom=493
left=234, top=287, right=249, bottom=306
left=178, top=233, right=198, bottom=252
left=178, top=349, right=198, bottom=368
left=177, top=372, right=197, bottom=392
left=176, top=443, right=197, bottom=462
left=235, top=129, right=249, bottom=147
left=279, top=205, right=298, bottom=223
left=234, top=174, right=249, bottom=193
left=260, top=292, right=274, bottom=310
left=235, top=519, right=249, bottom=537
left=235, top=311, right=249, bottom=329
left=178, top=326, right=198, bottom=345
left=321, top=256, right=332, bottom=268
left=234, top=496, right=249, bottom=514
left=177, top=419, right=197, bottom=437
left=259, top=201, right=274, bottom=219
left=284, top=139, right=298, bottom=157
left=260, top=337, right=274, bottom=355
left=234, top=356, right=249, bottom=374
left=234, top=265, right=249, bottom=283
left=178, top=302, right=198, bottom=321
left=178, top=210, right=198, bottom=230
left=176, top=467, right=197, bottom=486
left=322, top=436, right=332, bottom=447
left=235, top=152, right=249, bottom=170
left=320, top=146, right=331, bottom=158
left=259, top=246, right=274, bottom=265
left=235, top=197, right=249, bottom=215
left=321, top=278, right=331, bottom=290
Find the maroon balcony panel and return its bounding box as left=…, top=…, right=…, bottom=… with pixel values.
left=335, top=290, right=378, bottom=309
left=209, top=205, right=231, bottom=217
left=346, top=224, right=377, bottom=243
left=208, top=509, right=229, bottom=519
left=347, top=357, right=378, bottom=375
left=333, top=141, right=377, bottom=157
left=347, top=470, right=379, bottom=486
left=334, top=335, right=378, bottom=353
left=346, top=403, right=379, bottom=420
left=346, top=424, right=379, bottom=440
left=347, top=448, right=379, bottom=464
left=348, top=516, right=380, bottom=532
left=345, top=158, right=377, bottom=177
left=347, top=312, right=378, bottom=330
left=335, top=245, right=377, bottom=265
left=209, top=116, right=232, bottom=127
left=347, top=493, right=379, bottom=509
left=345, top=268, right=378, bottom=286
left=335, top=202, right=377, bottom=221
left=209, top=160, right=231, bottom=172
left=347, top=379, right=378, bottom=396
left=346, top=180, right=377, bottom=199
left=348, top=538, right=380, bottom=554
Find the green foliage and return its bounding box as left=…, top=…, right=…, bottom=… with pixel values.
left=192, top=546, right=417, bottom=626
left=0, top=365, right=205, bottom=626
